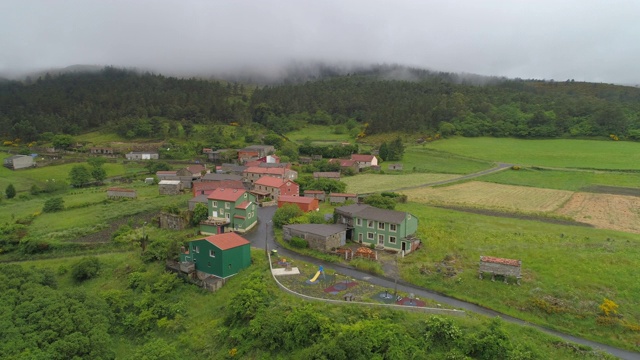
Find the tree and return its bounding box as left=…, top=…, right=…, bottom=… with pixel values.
left=273, top=204, right=304, bottom=228
left=71, top=257, right=101, bottom=282
left=5, top=184, right=16, bottom=199
left=91, top=166, right=107, bottom=183
left=145, top=161, right=171, bottom=174
left=43, top=197, right=65, bottom=212
left=378, top=142, right=389, bottom=161
left=363, top=193, right=396, bottom=210
left=51, top=134, right=74, bottom=150
left=68, top=165, right=91, bottom=187
left=191, top=203, right=208, bottom=226
left=263, top=133, right=284, bottom=149
left=86, top=157, right=107, bottom=168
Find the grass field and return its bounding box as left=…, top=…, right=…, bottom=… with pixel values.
left=74, top=131, right=128, bottom=143
left=426, top=137, right=640, bottom=170
left=557, top=193, right=640, bottom=234
left=479, top=166, right=640, bottom=191
left=286, top=124, right=354, bottom=144
left=401, top=181, right=574, bottom=213
left=342, top=173, right=459, bottom=194
left=401, top=146, right=493, bottom=174
left=396, top=202, right=640, bottom=351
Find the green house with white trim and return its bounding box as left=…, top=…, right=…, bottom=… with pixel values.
left=335, top=204, right=419, bottom=254
left=179, top=233, right=251, bottom=278
left=200, top=188, right=258, bottom=235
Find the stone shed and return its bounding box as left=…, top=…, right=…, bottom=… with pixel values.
left=282, top=224, right=348, bottom=252
left=158, top=180, right=183, bottom=195
left=478, top=256, right=522, bottom=285
left=106, top=187, right=137, bottom=199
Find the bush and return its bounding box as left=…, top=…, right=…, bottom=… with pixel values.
left=289, top=237, right=309, bottom=249
left=5, top=184, right=16, bottom=199
left=424, top=316, right=462, bottom=346
left=71, top=257, right=101, bottom=282
left=273, top=204, right=304, bottom=228
left=350, top=258, right=384, bottom=275
left=43, top=197, right=64, bottom=212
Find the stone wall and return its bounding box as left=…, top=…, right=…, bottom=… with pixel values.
left=159, top=212, right=188, bottom=230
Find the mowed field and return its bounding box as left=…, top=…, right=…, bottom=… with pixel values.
left=402, top=181, right=640, bottom=233
left=342, top=173, right=459, bottom=194
left=402, top=181, right=574, bottom=213
left=426, top=137, right=640, bottom=170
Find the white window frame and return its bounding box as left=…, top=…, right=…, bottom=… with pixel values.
left=389, top=224, right=397, bottom=232
left=367, top=232, right=374, bottom=240
left=356, top=218, right=361, bottom=226
left=378, top=222, right=385, bottom=230
left=194, top=246, right=200, bottom=253
left=225, top=213, right=231, bottom=220
left=367, top=220, right=374, bottom=228
left=389, top=236, right=397, bottom=244
left=225, top=202, right=230, bottom=209
left=212, top=201, right=217, bottom=207
left=210, top=250, right=215, bottom=257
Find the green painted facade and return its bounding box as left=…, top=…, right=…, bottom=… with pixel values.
left=179, top=239, right=251, bottom=278
left=352, top=212, right=418, bottom=252
left=201, top=191, right=258, bottom=234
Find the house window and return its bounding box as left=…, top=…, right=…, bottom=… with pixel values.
left=244, top=193, right=247, bottom=198
left=225, top=202, right=230, bottom=209
left=390, top=224, right=397, bottom=232
left=358, top=233, right=363, bottom=243
left=389, top=236, right=397, bottom=244
left=210, top=250, right=215, bottom=257
left=378, top=222, right=385, bottom=230
left=212, top=201, right=217, bottom=207
left=367, top=232, right=374, bottom=240
left=356, top=218, right=362, bottom=226
left=367, top=220, right=374, bottom=228
left=226, top=213, right=231, bottom=220
left=194, top=246, right=200, bottom=253
left=378, top=234, right=384, bottom=245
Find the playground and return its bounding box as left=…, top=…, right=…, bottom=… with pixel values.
left=270, top=255, right=434, bottom=308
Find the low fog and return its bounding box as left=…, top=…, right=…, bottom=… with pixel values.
left=1, top=0, right=639, bottom=84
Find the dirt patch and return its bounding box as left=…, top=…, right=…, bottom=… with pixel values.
left=433, top=205, right=593, bottom=227
left=70, top=212, right=158, bottom=243
left=556, top=193, right=640, bottom=234
left=581, top=185, right=640, bottom=197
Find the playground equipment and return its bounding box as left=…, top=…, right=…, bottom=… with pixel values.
left=308, top=265, right=324, bottom=283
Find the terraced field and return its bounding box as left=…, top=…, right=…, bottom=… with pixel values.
left=343, top=173, right=459, bottom=194
left=557, top=193, right=640, bottom=234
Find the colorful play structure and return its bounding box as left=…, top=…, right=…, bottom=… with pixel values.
left=307, top=265, right=324, bottom=284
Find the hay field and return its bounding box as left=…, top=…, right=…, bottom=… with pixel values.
left=556, top=193, right=640, bottom=234
left=402, top=181, right=573, bottom=213
left=343, top=173, right=459, bottom=194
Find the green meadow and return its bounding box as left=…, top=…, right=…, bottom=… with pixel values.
left=401, top=146, right=493, bottom=174
left=425, top=137, right=640, bottom=170
left=397, top=202, right=640, bottom=351
left=286, top=124, right=354, bottom=144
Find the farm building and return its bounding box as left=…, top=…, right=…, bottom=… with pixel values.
left=479, top=256, right=522, bottom=285
left=179, top=232, right=251, bottom=278
left=238, top=145, right=275, bottom=163
left=200, top=188, right=257, bottom=235
left=243, top=166, right=298, bottom=183
left=90, top=147, right=116, bottom=156
left=299, top=156, right=312, bottom=164
left=351, top=154, right=378, bottom=170
left=220, top=163, right=247, bottom=175
left=329, top=193, right=358, bottom=204
left=335, top=204, right=419, bottom=254
left=329, top=159, right=359, bottom=173
left=158, top=180, right=183, bottom=195
left=252, top=176, right=299, bottom=202
left=156, top=170, right=178, bottom=181
left=282, top=224, right=348, bottom=252
left=3, top=155, right=34, bottom=170
left=206, top=149, right=238, bottom=163
left=388, top=163, right=403, bottom=171
left=185, top=164, right=208, bottom=178
left=106, top=187, right=137, bottom=199
left=313, top=172, right=341, bottom=180
left=192, top=179, right=245, bottom=197
left=304, top=190, right=326, bottom=201
left=125, top=151, right=159, bottom=160
left=278, top=195, right=319, bottom=212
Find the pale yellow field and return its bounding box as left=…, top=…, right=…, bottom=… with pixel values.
left=342, top=173, right=459, bottom=194
left=556, top=193, right=640, bottom=234
left=402, top=181, right=573, bottom=213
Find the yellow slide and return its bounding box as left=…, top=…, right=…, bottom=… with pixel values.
left=309, top=271, right=321, bottom=282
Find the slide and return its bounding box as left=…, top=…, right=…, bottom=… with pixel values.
left=309, top=271, right=321, bottom=282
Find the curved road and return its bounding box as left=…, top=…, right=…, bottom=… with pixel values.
left=244, top=206, right=640, bottom=360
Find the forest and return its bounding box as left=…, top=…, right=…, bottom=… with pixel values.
left=2, top=65, right=640, bottom=143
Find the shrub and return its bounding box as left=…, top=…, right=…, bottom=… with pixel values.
left=350, top=258, right=384, bottom=275
left=273, top=204, right=304, bottom=228
left=43, top=197, right=64, bottom=212
left=424, top=316, right=462, bottom=346
left=5, top=184, right=16, bottom=199
left=289, top=237, right=309, bottom=249
left=599, top=298, right=619, bottom=317
left=71, top=257, right=101, bottom=282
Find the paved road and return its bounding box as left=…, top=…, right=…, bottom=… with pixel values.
left=243, top=206, right=640, bottom=360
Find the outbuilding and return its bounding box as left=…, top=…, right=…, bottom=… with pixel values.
left=278, top=195, right=319, bottom=212
left=283, top=224, right=348, bottom=252
left=159, top=180, right=183, bottom=195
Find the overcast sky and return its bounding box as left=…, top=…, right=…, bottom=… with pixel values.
left=1, top=0, right=639, bottom=84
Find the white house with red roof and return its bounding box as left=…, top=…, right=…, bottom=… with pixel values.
left=350, top=154, right=378, bottom=169
left=199, top=188, right=257, bottom=235
left=251, top=176, right=299, bottom=201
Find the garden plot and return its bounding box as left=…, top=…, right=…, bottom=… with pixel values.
left=556, top=192, right=640, bottom=234
left=402, top=181, right=573, bottom=213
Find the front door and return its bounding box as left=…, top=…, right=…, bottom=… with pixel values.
left=378, top=234, right=384, bottom=245
left=358, top=233, right=363, bottom=243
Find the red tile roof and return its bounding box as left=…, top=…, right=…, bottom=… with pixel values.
left=192, top=180, right=244, bottom=196
left=254, top=176, right=285, bottom=187
left=203, top=233, right=250, bottom=250
left=245, top=160, right=261, bottom=167
left=480, top=256, right=521, bottom=267
left=279, top=195, right=313, bottom=204
left=351, top=154, right=376, bottom=162
left=245, top=167, right=286, bottom=175
left=207, top=188, right=246, bottom=202
left=236, top=201, right=251, bottom=209
left=186, top=164, right=206, bottom=174
left=304, top=190, right=324, bottom=194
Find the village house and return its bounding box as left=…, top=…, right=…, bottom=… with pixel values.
left=313, top=171, right=341, bottom=180
left=243, top=166, right=298, bottom=184
left=3, top=155, right=34, bottom=170
left=303, top=190, right=326, bottom=202
left=90, top=147, right=116, bottom=156
left=237, top=145, right=275, bottom=163
left=335, top=204, right=419, bottom=254
left=158, top=180, right=183, bottom=195
left=186, top=164, right=208, bottom=179
left=220, top=163, right=248, bottom=176
left=106, top=187, right=137, bottom=199
left=388, top=163, right=403, bottom=171
left=200, top=188, right=257, bottom=235
left=282, top=224, right=348, bottom=252
left=328, top=192, right=358, bottom=205
left=192, top=179, right=245, bottom=197
left=179, top=232, right=251, bottom=278
left=156, top=170, right=178, bottom=181
left=251, top=176, right=299, bottom=202
left=351, top=154, right=378, bottom=170
left=278, top=195, right=319, bottom=212
left=329, top=159, right=359, bottom=174
left=125, top=151, right=159, bottom=160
